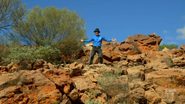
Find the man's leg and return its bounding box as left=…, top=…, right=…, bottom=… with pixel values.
left=97, top=48, right=103, bottom=64
left=89, top=47, right=96, bottom=65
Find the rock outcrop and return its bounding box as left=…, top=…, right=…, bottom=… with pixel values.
left=80, top=33, right=162, bottom=64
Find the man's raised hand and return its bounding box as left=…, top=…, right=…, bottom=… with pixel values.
left=80, top=39, right=83, bottom=42
left=112, top=38, right=116, bottom=41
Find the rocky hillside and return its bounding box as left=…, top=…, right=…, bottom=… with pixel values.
left=0, top=33, right=185, bottom=104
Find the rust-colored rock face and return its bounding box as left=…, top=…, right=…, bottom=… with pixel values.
left=0, top=70, right=62, bottom=104
left=120, top=33, right=162, bottom=54
left=180, top=44, right=185, bottom=51
left=42, top=69, right=73, bottom=94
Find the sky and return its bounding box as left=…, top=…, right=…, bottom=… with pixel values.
left=22, top=0, right=185, bottom=47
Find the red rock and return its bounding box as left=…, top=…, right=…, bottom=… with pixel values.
left=180, top=44, right=185, bottom=51
left=172, top=49, right=183, bottom=57
left=148, top=33, right=156, bottom=37
left=129, top=88, right=146, bottom=103
left=0, top=70, right=62, bottom=104
left=0, top=66, right=8, bottom=74
left=127, top=67, right=141, bottom=79
left=73, top=77, right=95, bottom=92
left=63, top=84, right=72, bottom=94
left=102, top=48, right=112, bottom=60
left=96, top=93, right=107, bottom=104
left=9, top=64, right=19, bottom=72
left=172, top=56, right=185, bottom=66
left=42, top=69, right=73, bottom=94
left=119, top=43, right=133, bottom=51
left=60, top=99, right=72, bottom=104
left=80, top=93, right=90, bottom=103
left=48, top=63, right=55, bottom=69
left=77, top=63, right=84, bottom=69
left=69, top=62, right=84, bottom=77
left=61, top=94, right=72, bottom=104
left=68, top=89, right=79, bottom=102
left=145, top=88, right=161, bottom=103
left=32, top=60, right=45, bottom=70
left=111, top=51, right=121, bottom=61
left=121, top=34, right=162, bottom=54
left=70, top=62, right=78, bottom=69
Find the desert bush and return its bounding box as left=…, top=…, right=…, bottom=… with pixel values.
left=2, top=46, right=61, bottom=69
left=53, top=37, right=83, bottom=63
left=85, top=99, right=131, bottom=104
left=85, top=99, right=103, bottom=104
left=97, top=70, right=129, bottom=99
left=0, top=44, right=10, bottom=65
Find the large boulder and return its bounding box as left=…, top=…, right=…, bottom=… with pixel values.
left=120, top=33, right=162, bottom=55
left=42, top=69, right=73, bottom=94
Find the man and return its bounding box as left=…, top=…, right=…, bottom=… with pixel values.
left=80, top=28, right=116, bottom=65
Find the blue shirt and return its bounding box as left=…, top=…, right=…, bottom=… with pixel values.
left=84, top=35, right=112, bottom=47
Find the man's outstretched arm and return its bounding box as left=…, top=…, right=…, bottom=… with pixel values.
left=102, top=37, right=116, bottom=42
left=80, top=38, right=94, bottom=43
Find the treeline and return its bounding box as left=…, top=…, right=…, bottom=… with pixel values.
left=159, top=44, right=178, bottom=51
left=0, top=0, right=87, bottom=66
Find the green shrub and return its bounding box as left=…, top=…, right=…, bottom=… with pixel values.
left=52, top=101, right=60, bottom=104
left=85, top=99, right=103, bottom=104
left=54, top=37, right=83, bottom=63
left=159, top=44, right=178, bottom=51
left=2, top=46, right=61, bottom=69
left=0, top=44, right=10, bottom=65
left=85, top=99, right=130, bottom=104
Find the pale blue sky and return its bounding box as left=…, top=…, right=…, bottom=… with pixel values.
left=22, top=0, right=185, bottom=46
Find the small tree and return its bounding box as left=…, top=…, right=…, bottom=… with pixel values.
left=12, top=6, right=87, bottom=46
left=0, top=0, right=26, bottom=34
left=53, top=37, right=84, bottom=64
left=159, top=44, right=178, bottom=51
